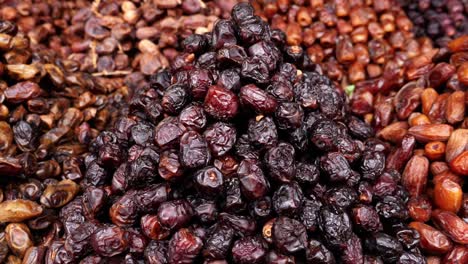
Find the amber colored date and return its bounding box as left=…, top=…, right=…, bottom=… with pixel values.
left=433, top=178, right=463, bottom=213
left=432, top=209, right=468, bottom=244
left=450, top=151, right=468, bottom=176
left=0, top=199, right=43, bottom=223
left=409, top=221, right=453, bottom=254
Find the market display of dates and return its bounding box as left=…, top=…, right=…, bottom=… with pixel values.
left=0, top=0, right=467, bottom=263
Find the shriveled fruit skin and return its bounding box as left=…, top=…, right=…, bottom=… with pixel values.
left=40, top=179, right=80, bottom=208
left=90, top=226, right=128, bottom=257
left=318, top=206, right=353, bottom=249
left=204, top=85, right=239, bottom=120
left=240, top=84, right=278, bottom=114
left=5, top=223, right=33, bottom=258
left=306, top=239, right=336, bottom=264
left=432, top=210, right=468, bottom=244
left=231, top=236, right=268, bottom=264
left=0, top=200, right=43, bottom=223
left=203, top=224, right=234, bottom=260
left=409, top=222, right=453, bottom=254
left=168, top=228, right=203, bottom=264
left=237, top=159, right=269, bottom=200
left=407, top=196, right=432, bottom=223
left=4, top=81, right=43, bottom=104
left=364, top=232, right=403, bottom=263
left=38, top=2, right=439, bottom=263
left=272, top=216, right=307, bottom=254
left=179, top=131, right=211, bottom=169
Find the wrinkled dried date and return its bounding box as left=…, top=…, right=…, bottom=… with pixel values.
left=0, top=200, right=43, bottom=223
left=432, top=210, right=468, bottom=244
left=409, top=222, right=453, bottom=254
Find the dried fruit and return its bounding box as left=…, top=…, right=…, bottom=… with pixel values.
left=377, top=122, right=408, bottom=144
left=432, top=209, right=468, bottom=244
left=421, top=88, right=438, bottom=116
left=402, top=155, right=429, bottom=197
left=0, top=200, right=43, bottom=223
left=408, top=196, right=432, bottom=223
left=40, top=179, right=79, bottom=208
left=5, top=223, right=33, bottom=258
left=445, top=91, right=465, bottom=124
left=409, top=222, right=453, bottom=254
left=445, top=129, right=468, bottom=163
left=448, top=36, right=468, bottom=52
left=424, top=141, right=446, bottom=160
left=408, top=124, right=453, bottom=143
left=443, top=245, right=468, bottom=264
left=4, top=82, right=43, bottom=104
left=449, top=151, right=468, bottom=176
left=433, top=178, right=463, bottom=213
left=4, top=2, right=441, bottom=262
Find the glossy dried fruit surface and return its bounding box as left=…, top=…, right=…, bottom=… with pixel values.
left=408, top=124, right=453, bottom=143
left=409, top=222, right=453, bottom=254
left=346, top=36, right=468, bottom=263
left=433, top=178, right=463, bottom=213
left=450, top=150, right=468, bottom=176
left=90, top=226, right=128, bottom=257
left=204, top=85, right=240, bottom=120
left=431, top=210, right=468, bottom=244
left=40, top=179, right=80, bottom=208
left=22, top=2, right=442, bottom=262
left=168, top=228, right=203, bottom=264
left=443, top=245, right=468, bottom=264
left=445, top=129, right=468, bottom=163
left=402, top=155, right=429, bottom=197
left=5, top=223, right=33, bottom=258
left=0, top=200, right=43, bottom=223
left=4, top=82, right=43, bottom=104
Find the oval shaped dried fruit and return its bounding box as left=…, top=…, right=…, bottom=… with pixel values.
left=432, top=209, right=468, bottom=244
left=402, top=155, right=429, bottom=197
left=433, top=178, right=463, bottom=213
left=445, top=129, right=468, bottom=163
left=409, top=221, right=453, bottom=254
left=0, top=200, right=43, bottom=223
left=408, top=124, right=453, bottom=143
left=449, top=150, right=468, bottom=176
left=40, top=179, right=80, bottom=208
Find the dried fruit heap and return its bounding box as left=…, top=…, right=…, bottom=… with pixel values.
left=56, top=3, right=425, bottom=263
left=0, top=20, right=128, bottom=263
left=399, top=0, right=468, bottom=47
left=0, top=0, right=238, bottom=79
left=352, top=35, right=468, bottom=262
left=252, top=0, right=427, bottom=87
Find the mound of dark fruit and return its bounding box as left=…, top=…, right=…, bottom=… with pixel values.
left=399, top=0, right=468, bottom=47
left=57, top=3, right=422, bottom=263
